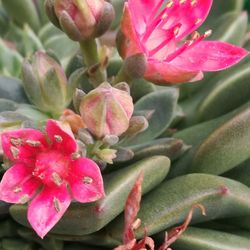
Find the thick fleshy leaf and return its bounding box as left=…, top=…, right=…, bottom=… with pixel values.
left=68, top=158, right=105, bottom=203
left=106, top=174, right=250, bottom=241
left=121, top=89, right=179, bottom=146
left=172, top=227, right=250, bottom=250
left=28, top=184, right=71, bottom=238
left=0, top=163, right=40, bottom=203
left=171, top=41, right=248, bottom=72
left=198, top=64, right=250, bottom=121
left=46, top=119, right=77, bottom=154
left=145, top=59, right=201, bottom=84
left=1, top=128, right=47, bottom=163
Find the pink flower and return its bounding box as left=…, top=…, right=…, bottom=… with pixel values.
left=118, top=0, right=248, bottom=85
left=0, top=120, right=105, bottom=238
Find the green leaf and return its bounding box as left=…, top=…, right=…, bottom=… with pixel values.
left=10, top=156, right=170, bottom=236
left=0, top=76, right=28, bottom=103
left=1, top=238, right=33, bottom=250
left=121, top=88, right=179, bottom=146
left=170, top=103, right=250, bottom=178
left=2, top=0, right=40, bottom=31
left=107, top=174, right=250, bottom=241
left=198, top=64, right=250, bottom=122
left=0, top=98, right=17, bottom=112
left=201, top=0, right=244, bottom=30
left=191, top=108, right=250, bottom=175
left=0, top=39, right=23, bottom=77
left=209, top=11, right=248, bottom=45
left=172, top=227, right=250, bottom=250
left=128, top=138, right=189, bottom=162
left=223, top=158, right=250, bottom=187
left=18, top=228, right=63, bottom=250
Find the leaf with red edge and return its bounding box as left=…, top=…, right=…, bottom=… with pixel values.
left=158, top=204, right=206, bottom=250
left=123, top=172, right=144, bottom=244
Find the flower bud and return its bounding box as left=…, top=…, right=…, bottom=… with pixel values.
left=80, top=82, right=134, bottom=138
left=22, top=51, right=72, bottom=117
left=95, top=148, right=117, bottom=164
left=46, top=0, right=115, bottom=41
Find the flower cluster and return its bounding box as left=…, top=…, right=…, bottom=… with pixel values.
left=118, top=0, right=248, bottom=84
left=0, top=120, right=105, bottom=238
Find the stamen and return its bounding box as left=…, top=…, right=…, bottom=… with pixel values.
left=83, top=176, right=93, bottom=184
left=10, top=138, right=22, bottom=146
left=191, top=0, right=197, bottom=6
left=52, top=172, right=63, bottom=186
left=26, top=140, right=41, bottom=147
left=71, top=152, right=81, bottom=160
left=13, top=186, right=22, bottom=193
left=54, top=135, right=63, bottom=143
left=166, top=0, right=174, bottom=8
left=195, top=18, right=202, bottom=25
left=149, top=24, right=181, bottom=57
left=19, top=195, right=29, bottom=204
left=191, top=31, right=200, bottom=40
left=10, top=146, right=19, bottom=159
left=204, top=29, right=212, bottom=37
left=53, top=197, right=61, bottom=212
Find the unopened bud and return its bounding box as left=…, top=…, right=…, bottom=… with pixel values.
left=77, top=128, right=95, bottom=145
left=126, top=116, right=149, bottom=137
left=102, top=135, right=119, bottom=146
left=123, top=53, right=146, bottom=80
left=80, top=82, right=134, bottom=138
left=46, top=0, right=115, bottom=41
left=73, top=88, right=86, bottom=113
left=95, top=148, right=117, bottom=164
left=22, top=51, right=69, bottom=116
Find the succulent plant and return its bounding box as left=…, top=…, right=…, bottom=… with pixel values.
left=0, top=0, right=250, bottom=250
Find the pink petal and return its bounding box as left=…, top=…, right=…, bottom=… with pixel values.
left=1, top=129, right=47, bottom=164
left=161, top=0, right=213, bottom=40
left=0, top=163, right=40, bottom=203
left=144, top=59, right=202, bottom=85
left=46, top=119, right=77, bottom=155
left=68, top=158, right=105, bottom=203
left=119, top=4, right=144, bottom=58
left=28, top=184, right=71, bottom=238
left=128, top=0, right=164, bottom=35
left=171, top=41, right=249, bottom=71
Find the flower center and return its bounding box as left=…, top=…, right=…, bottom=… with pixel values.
left=33, top=151, right=70, bottom=187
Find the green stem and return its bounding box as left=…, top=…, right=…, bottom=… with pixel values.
left=80, top=39, right=106, bottom=87
left=113, top=65, right=133, bottom=86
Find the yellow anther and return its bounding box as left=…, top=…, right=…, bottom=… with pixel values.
left=166, top=0, right=174, bottom=8
left=204, top=29, right=212, bottom=37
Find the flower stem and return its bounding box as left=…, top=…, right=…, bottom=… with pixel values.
left=113, top=66, right=132, bottom=86
left=79, top=39, right=106, bottom=87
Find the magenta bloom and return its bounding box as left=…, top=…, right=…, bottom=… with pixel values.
left=0, top=120, right=105, bottom=238
left=118, top=0, right=248, bottom=84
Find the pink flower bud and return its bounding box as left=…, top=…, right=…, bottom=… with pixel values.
left=80, top=82, right=134, bottom=138
left=50, top=0, right=114, bottom=41
left=22, top=52, right=69, bottom=116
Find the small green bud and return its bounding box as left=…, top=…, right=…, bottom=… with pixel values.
left=95, top=148, right=117, bottom=164
left=22, top=51, right=69, bottom=116
left=80, top=82, right=134, bottom=138
left=125, top=116, right=149, bottom=138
